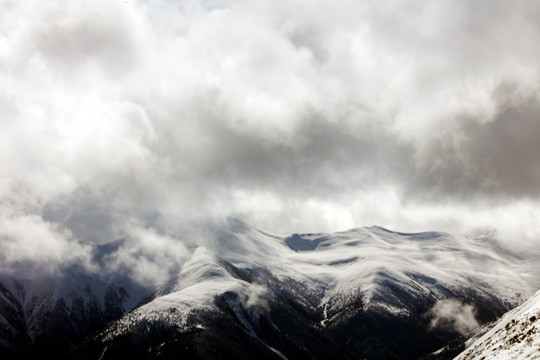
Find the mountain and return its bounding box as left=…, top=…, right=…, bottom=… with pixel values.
left=0, top=220, right=537, bottom=359
left=0, top=240, right=150, bottom=359
left=454, top=289, right=540, bottom=360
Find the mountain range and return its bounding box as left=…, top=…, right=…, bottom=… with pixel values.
left=1, top=220, right=538, bottom=359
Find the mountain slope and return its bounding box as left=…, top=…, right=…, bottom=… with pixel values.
left=66, top=221, right=537, bottom=360
left=454, top=289, right=540, bottom=360
left=0, top=240, right=151, bottom=359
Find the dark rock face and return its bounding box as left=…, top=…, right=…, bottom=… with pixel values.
left=0, top=282, right=29, bottom=358
left=0, top=279, right=135, bottom=360
left=285, top=234, right=327, bottom=251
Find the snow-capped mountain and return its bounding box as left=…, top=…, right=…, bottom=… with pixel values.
left=1, top=220, right=538, bottom=359
left=455, top=289, right=540, bottom=360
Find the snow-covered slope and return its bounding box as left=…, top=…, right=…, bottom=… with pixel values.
left=69, top=220, right=538, bottom=360
left=207, top=220, right=534, bottom=303
left=102, top=221, right=533, bottom=330
left=455, top=289, right=540, bottom=360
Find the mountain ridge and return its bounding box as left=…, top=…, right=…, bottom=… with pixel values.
left=1, top=222, right=537, bottom=359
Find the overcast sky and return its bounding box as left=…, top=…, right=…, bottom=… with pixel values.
left=1, top=0, right=540, bottom=277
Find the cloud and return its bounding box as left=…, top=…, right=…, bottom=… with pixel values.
left=428, top=299, right=479, bottom=335
left=410, top=82, right=540, bottom=200
left=245, top=284, right=269, bottom=312
left=0, top=212, right=93, bottom=277
left=1, top=0, right=540, bottom=280
left=102, top=225, right=190, bottom=286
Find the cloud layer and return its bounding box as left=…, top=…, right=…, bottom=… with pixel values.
left=1, top=0, right=540, bottom=275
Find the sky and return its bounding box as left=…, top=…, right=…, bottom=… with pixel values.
left=1, top=0, right=540, bottom=277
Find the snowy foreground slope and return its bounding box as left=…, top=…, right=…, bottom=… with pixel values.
left=455, top=289, right=540, bottom=360
left=1, top=220, right=538, bottom=359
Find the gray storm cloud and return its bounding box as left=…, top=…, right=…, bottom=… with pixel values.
left=410, top=83, right=540, bottom=199
left=1, top=0, right=540, bottom=276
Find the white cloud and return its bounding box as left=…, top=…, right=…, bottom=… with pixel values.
left=103, top=225, right=189, bottom=286
left=0, top=212, right=93, bottom=277
left=428, top=299, right=479, bottom=335
left=1, top=0, right=540, bottom=279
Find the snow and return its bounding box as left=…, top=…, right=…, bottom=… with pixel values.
left=100, top=221, right=538, bottom=337
left=454, top=289, right=540, bottom=360
left=241, top=225, right=534, bottom=307
left=3, top=219, right=537, bottom=353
